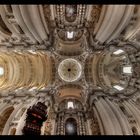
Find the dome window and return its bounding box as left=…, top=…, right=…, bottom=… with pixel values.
left=123, top=66, right=132, bottom=74
left=67, top=101, right=74, bottom=109
left=67, top=31, right=74, bottom=39
left=113, top=49, right=124, bottom=55
left=29, top=87, right=37, bottom=91
left=113, top=85, right=124, bottom=91
left=0, top=67, right=4, bottom=76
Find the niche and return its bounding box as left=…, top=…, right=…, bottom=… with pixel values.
left=132, top=127, right=138, bottom=135
left=0, top=106, right=14, bottom=134
left=10, top=128, right=16, bottom=135
left=65, top=118, right=77, bottom=135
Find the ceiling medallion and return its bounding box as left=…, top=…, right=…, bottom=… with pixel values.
left=58, top=58, right=82, bottom=82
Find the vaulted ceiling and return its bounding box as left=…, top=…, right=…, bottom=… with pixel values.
left=0, top=5, right=140, bottom=135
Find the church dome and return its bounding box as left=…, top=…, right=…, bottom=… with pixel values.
left=58, top=58, right=82, bottom=82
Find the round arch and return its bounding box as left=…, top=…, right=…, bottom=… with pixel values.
left=65, top=118, right=77, bottom=135
left=0, top=106, right=14, bottom=134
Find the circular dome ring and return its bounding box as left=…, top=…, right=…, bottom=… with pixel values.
left=58, top=58, right=82, bottom=82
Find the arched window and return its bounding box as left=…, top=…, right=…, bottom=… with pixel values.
left=113, top=85, right=124, bottom=91
left=67, top=31, right=74, bottom=39
left=123, top=66, right=132, bottom=74
left=67, top=101, right=74, bottom=109
left=113, top=49, right=124, bottom=55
